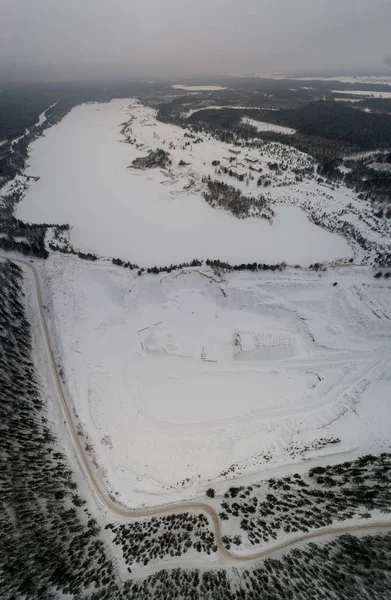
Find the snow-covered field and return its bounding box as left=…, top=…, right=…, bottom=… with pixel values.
left=332, top=89, right=391, bottom=99
left=242, top=117, right=296, bottom=135
left=16, top=99, right=352, bottom=266
left=334, top=98, right=361, bottom=103
left=41, top=254, right=391, bottom=508
left=287, top=76, right=391, bottom=86
left=183, top=106, right=278, bottom=118
left=172, top=85, right=227, bottom=91
left=369, top=162, right=391, bottom=172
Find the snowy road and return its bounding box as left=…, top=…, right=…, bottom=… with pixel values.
left=3, top=254, right=391, bottom=568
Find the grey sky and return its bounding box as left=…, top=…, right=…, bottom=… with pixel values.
left=1, top=0, right=391, bottom=81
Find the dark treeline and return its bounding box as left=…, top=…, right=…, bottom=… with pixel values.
left=185, top=103, right=391, bottom=158
left=205, top=259, right=286, bottom=272
left=218, top=454, right=391, bottom=548
left=250, top=102, right=391, bottom=150
left=124, top=532, right=391, bottom=599
left=355, top=97, right=391, bottom=114
left=0, top=219, right=70, bottom=259
left=186, top=102, right=391, bottom=151
left=0, top=102, right=76, bottom=180
left=0, top=86, right=60, bottom=141
left=188, top=108, right=259, bottom=145
left=131, top=148, right=171, bottom=169
left=0, top=229, right=48, bottom=258
left=107, top=513, right=216, bottom=567
left=48, top=239, right=100, bottom=262
left=0, top=177, right=66, bottom=259
left=345, top=164, right=391, bottom=206
left=0, top=261, right=119, bottom=599
left=50, top=240, right=289, bottom=275
left=114, top=257, right=289, bottom=276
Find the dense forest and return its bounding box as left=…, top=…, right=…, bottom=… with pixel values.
left=245, top=102, right=391, bottom=150
left=0, top=260, right=119, bottom=599
left=125, top=533, right=391, bottom=600
left=184, top=101, right=391, bottom=153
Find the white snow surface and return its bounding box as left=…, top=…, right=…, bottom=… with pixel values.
left=242, top=117, right=296, bottom=135
left=172, top=85, right=227, bottom=91
left=332, top=89, right=391, bottom=99
left=16, top=99, right=352, bottom=266
left=287, top=76, right=391, bottom=85
left=37, top=102, right=57, bottom=127
left=334, top=98, right=361, bottom=103
left=183, top=106, right=277, bottom=118
left=41, top=255, right=391, bottom=508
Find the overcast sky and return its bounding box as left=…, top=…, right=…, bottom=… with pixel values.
left=1, top=0, right=391, bottom=81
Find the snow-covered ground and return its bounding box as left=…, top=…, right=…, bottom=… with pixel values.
left=332, top=89, right=391, bottom=99
left=40, top=254, right=391, bottom=508
left=287, top=76, right=391, bottom=86
left=15, top=99, right=352, bottom=266
left=172, top=85, right=227, bottom=91
left=183, top=106, right=278, bottom=118
left=36, top=102, right=57, bottom=127
left=242, top=117, right=296, bottom=135
left=369, top=162, right=391, bottom=172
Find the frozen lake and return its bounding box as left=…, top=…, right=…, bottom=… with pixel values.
left=17, top=99, right=352, bottom=266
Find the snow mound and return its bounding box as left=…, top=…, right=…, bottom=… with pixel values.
left=235, top=331, right=294, bottom=360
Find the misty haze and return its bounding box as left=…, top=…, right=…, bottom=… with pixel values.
left=1, top=0, right=391, bottom=80
left=1, top=1, right=391, bottom=599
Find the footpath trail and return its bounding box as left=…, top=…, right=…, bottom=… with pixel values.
left=3, top=254, right=391, bottom=567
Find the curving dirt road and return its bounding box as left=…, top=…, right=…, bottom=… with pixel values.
left=3, top=254, right=391, bottom=567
